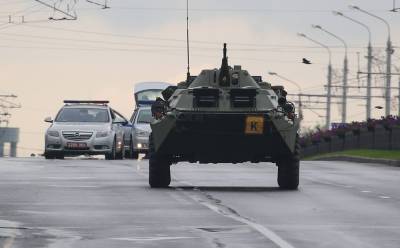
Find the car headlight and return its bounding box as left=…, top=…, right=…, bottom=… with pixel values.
left=96, top=131, right=110, bottom=138
left=136, top=129, right=149, bottom=137
left=47, top=130, right=59, bottom=137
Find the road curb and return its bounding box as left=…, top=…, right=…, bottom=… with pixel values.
left=311, top=155, right=400, bottom=167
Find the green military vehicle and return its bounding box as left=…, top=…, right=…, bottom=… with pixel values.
left=149, top=44, right=300, bottom=189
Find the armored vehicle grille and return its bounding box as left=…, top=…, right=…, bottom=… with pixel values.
left=62, top=131, right=93, bottom=141
left=193, top=88, right=220, bottom=107
left=230, top=88, right=257, bottom=108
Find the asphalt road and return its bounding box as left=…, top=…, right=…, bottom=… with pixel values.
left=0, top=158, right=399, bottom=248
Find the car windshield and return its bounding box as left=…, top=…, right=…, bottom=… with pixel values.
left=55, top=108, right=109, bottom=123
left=137, top=109, right=153, bottom=124
left=136, top=90, right=163, bottom=102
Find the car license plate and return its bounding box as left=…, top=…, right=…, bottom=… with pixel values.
left=66, top=142, right=88, bottom=149
left=245, top=116, right=264, bottom=135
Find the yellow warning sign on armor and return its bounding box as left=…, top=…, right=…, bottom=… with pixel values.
left=245, top=116, right=264, bottom=135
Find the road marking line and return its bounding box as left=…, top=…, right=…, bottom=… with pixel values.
left=43, top=177, right=95, bottom=180
left=46, top=185, right=98, bottom=188
left=379, top=196, right=391, bottom=199
left=3, top=236, right=15, bottom=248
left=0, top=220, right=21, bottom=248
left=361, top=190, right=371, bottom=193
left=111, top=236, right=196, bottom=242
left=167, top=191, right=193, bottom=205
left=183, top=192, right=295, bottom=248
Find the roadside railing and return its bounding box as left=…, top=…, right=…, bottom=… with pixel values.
left=300, top=116, right=400, bottom=158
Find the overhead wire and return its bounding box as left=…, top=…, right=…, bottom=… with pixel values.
left=23, top=24, right=383, bottom=49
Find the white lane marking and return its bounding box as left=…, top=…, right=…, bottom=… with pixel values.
left=111, top=236, right=196, bottom=242
left=44, top=227, right=82, bottom=248
left=184, top=192, right=295, bottom=248
left=379, top=196, right=391, bottom=199
left=3, top=237, right=14, bottom=248
left=43, top=177, right=96, bottom=180
left=361, top=190, right=372, bottom=193
left=46, top=185, right=98, bottom=188
left=0, top=220, right=21, bottom=248
left=166, top=191, right=193, bottom=206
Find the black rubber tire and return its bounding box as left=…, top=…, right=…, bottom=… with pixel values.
left=105, top=139, right=116, bottom=160
left=45, top=152, right=64, bottom=159
left=55, top=154, right=65, bottom=160
left=277, top=135, right=300, bottom=190
left=44, top=153, right=54, bottom=159
left=132, top=151, right=139, bottom=160
left=148, top=133, right=171, bottom=188
left=125, top=137, right=133, bottom=159
left=277, top=159, right=299, bottom=190
left=116, top=138, right=125, bottom=160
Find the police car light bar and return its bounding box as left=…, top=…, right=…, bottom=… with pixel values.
left=63, top=100, right=109, bottom=105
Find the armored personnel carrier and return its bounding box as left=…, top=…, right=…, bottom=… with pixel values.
left=149, top=44, right=300, bottom=189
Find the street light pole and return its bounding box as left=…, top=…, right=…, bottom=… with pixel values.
left=268, top=72, right=303, bottom=122
left=312, top=24, right=348, bottom=124
left=398, top=76, right=400, bottom=116
left=333, top=11, right=373, bottom=120
left=350, top=5, right=392, bottom=117
left=297, top=33, right=332, bottom=129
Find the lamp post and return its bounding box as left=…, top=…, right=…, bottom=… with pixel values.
left=297, top=33, right=332, bottom=129
left=268, top=72, right=303, bottom=122
left=312, top=24, right=348, bottom=124
left=349, top=5, right=392, bottom=117
left=333, top=11, right=373, bottom=120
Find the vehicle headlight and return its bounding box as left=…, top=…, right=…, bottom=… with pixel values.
left=136, top=129, right=149, bottom=137
left=47, top=130, right=59, bottom=137
left=96, top=131, right=110, bottom=138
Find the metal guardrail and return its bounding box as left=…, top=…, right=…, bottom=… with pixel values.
left=301, top=126, right=400, bottom=158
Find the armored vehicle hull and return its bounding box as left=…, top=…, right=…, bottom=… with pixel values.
left=149, top=44, right=300, bottom=189
left=151, top=111, right=298, bottom=163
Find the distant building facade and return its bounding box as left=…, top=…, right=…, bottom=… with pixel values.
left=0, top=127, right=19, bottom=157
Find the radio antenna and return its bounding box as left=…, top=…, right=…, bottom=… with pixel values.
left=186, top=0, right=191, bottom=82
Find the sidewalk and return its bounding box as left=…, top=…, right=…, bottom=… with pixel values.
left=311, top=155, right=400, bottom=167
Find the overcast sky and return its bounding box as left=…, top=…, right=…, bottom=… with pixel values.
left=1, top=0, right=400, bottom=155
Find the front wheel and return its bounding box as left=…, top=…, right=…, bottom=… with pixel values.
left=45, top=152, right=64, bottom=160
left=105, top=139, right=116, bottom=160
left=148, top=134, right=171, bottom=188
left=44, top=152, right=54, bottom=159
left=125, top=137, right=134, bottom=159
left=116, top=139, right=125, bottom=160
left=55, top=154, right=64, bottom=159
left=277, top=158, right=299, bottom=190
left=277, top=135, right=300, bottom=190
left=131, top=151, right=139, bottom=160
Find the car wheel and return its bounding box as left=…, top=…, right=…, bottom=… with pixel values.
left=116, top=138, right=125, bottom=160
left=132, top=151, right=139, bottom=160
left=125, top=137, right=134, bottom=159
left=105, top=139, right=116, bottom=160
left=55, top=154, right=65, bottom=159
left=44, top=152, right=54, bottom=159
left=148, top=133, right=171, bottom=188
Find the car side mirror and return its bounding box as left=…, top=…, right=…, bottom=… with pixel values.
left=44, top=117, right=53, bottom=123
